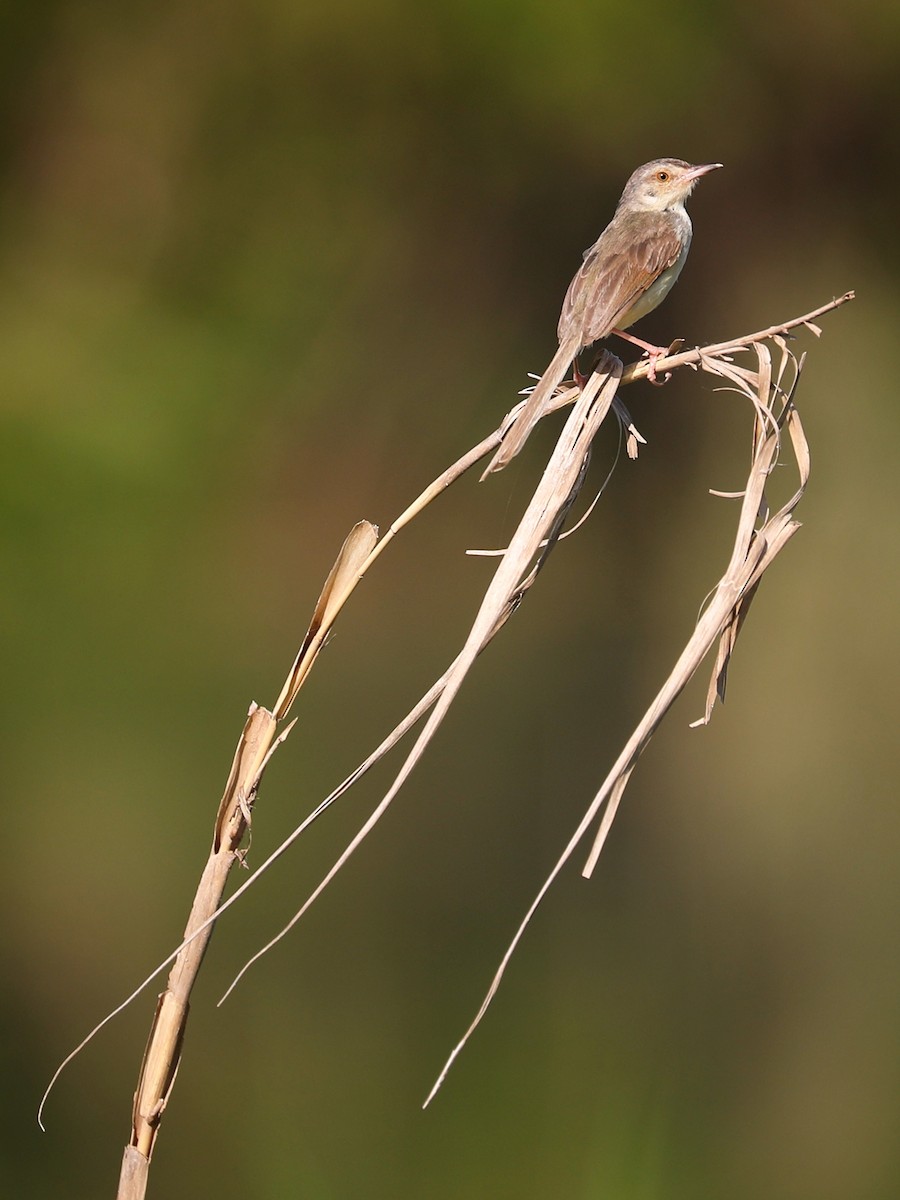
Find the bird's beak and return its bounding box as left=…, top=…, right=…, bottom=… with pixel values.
left=683, top=162, right=723, bottom=182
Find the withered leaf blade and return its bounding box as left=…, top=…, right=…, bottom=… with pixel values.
left=213, top=703, right=277, bottom=851
left=424, top=326, right=820, bottom=1108
left=275, top=520, right=379, bottom=718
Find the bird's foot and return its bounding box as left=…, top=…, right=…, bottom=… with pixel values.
left=611, top=329, right=683, bottom=385
left=645, top=349, right=672, bottom=386
left=643, top=339, right=684, bottom=385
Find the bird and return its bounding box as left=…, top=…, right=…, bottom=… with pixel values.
left=482, top=158, right=722, bottom=476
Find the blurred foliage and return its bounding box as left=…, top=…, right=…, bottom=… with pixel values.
left=3, top=1, right=899, bottom=1197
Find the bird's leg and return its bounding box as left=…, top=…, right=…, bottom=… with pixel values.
left=574, top=348, right=612, bottom=390
left=610, top=329, right=679, bottom=385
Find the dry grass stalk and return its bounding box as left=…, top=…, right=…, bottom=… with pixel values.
left=40, top=293, right=852, bottom=1197
left=425, top=336, right=812, bottom=1104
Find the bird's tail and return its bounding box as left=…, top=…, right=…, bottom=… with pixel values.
left=481, top=333, right=581, bottom=477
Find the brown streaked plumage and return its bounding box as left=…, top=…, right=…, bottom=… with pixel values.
left=483, top=158, right=722, bottom=476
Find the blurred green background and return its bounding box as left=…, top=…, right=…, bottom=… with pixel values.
left=4, top=1, right=899, bottom=1196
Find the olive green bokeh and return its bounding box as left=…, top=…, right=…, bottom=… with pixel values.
left=3, top=2, right=899, bottom=1197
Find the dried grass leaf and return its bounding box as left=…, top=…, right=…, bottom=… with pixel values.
left=424, top=332, right=817, bottom=1105
left=274, top=521, right=379, bottom=718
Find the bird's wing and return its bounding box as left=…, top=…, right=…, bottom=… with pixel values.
left=558, top=214, right=685, bottom=346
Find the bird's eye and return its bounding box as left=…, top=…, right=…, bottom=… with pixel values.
left=656, top=170, right=670, bottom=182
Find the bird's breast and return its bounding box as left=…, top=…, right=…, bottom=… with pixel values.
left=618, top=223, right=692, bottom=330
left=617, top=255, right=683, bottom=328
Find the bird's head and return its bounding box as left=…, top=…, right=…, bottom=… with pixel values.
left=619, top=159, right=722, bottom=213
